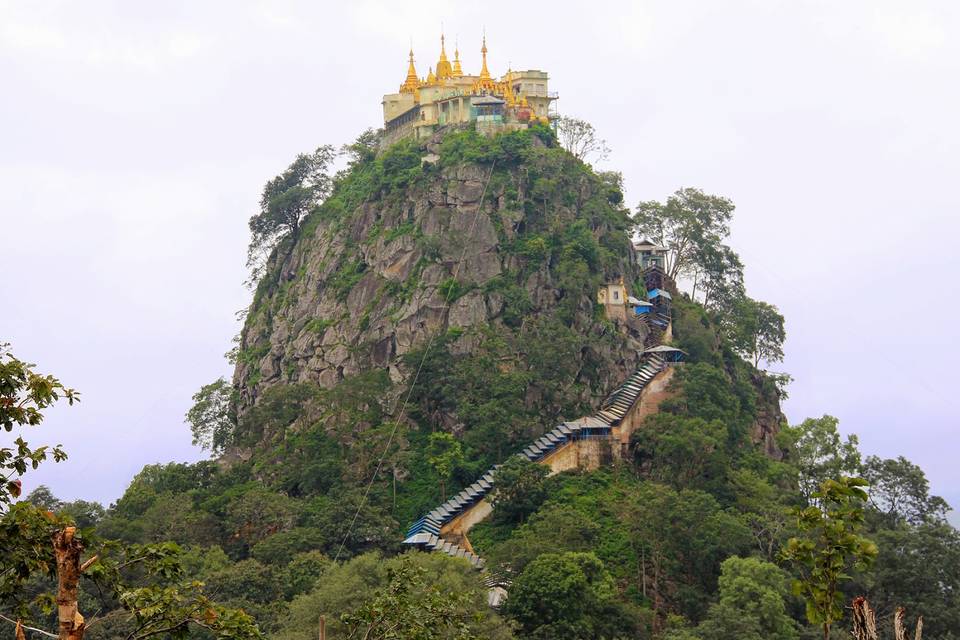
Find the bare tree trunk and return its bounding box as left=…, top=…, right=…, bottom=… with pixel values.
left=53, top=527, right=85, bottom=640
left=852, top=598, right=922, bottom=640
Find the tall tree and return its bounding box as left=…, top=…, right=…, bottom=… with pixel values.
left=633, top=188, right=735, bottom=281
left=555, top=116, right=610, bottom=163
left=861, top=455, right=949, bottom=528
left=503, top=551, right=634, bottom=640
left=246, top=145, right=336, bottom=282
left=726, top=296, right=786, bottom=368
left=342, top=556, right=482, bottom=640
left=868, top=522, right=960, bottom=638
left=779, top=415, right=862, bottom=503
left=780, top=477, right=878, bottom=640
left=695, top=556, right=798, bottom=640
left=490, top=456, right=549, bottom=525
left=692, top=243, right=744, bottom=311
left=0, top=343, right=75, bottom=506
left=426, top=432, right=463, bottom=502
left=185, top=377, right=236, bottom=456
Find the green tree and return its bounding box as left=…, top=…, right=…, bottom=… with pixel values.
left=186, top=377, right=237, bottom=456
left=861, top=455, right=948, bottom=528
left=631, top=414, right=728, bottom=491
left=780, top=416, right=862, bottom=503
left=0, top=345, right=261, bottom=639
left=247, top=145, right=336, bottom=280
left=633, top=188, right=735, bottom=281
left=274, top=552, right=510, bottom=640
left=726, top=296, right=786, bottom=368
left=780, top=477, right=878, bottom=640
left=341, top=555, right=482, bottom=640
left=426, top=432, right=463, bottom=502
left=618, top=482, right=752, bottom=622
left=867, top=521, right=960, bottom=638
left=503, top=551, right=635, bottom=640
left=695, top=556, right=798, bottom=640
left=281, top=551, right=330, bottom=600
left=0, top=344, right=75, bottom=506
left=486, top=504, right=600, bottom=575
left=554, top=116, right=610, bottom=163
left=25, top=485, right=62, bottom=511
left=490, top=456, right=549, bottom=525
left=226, top=487, right=299, bottom=551
left=691, top=243, right=744, bottom=311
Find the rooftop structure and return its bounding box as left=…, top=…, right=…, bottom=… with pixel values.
left=382, top=33, right=558, bottom=146
left=634, top=238, right=669, bottom=270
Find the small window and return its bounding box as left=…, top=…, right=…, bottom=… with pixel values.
left=613, top=291, right=619, bottom=300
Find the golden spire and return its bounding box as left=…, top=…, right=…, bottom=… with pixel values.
left=436, top=32, right=453, bottom=80
left=400, top=47, right=419, bottom=93
left=453, top=39, right=463, bottom=76
left=427, top=65, right=436, bottom=85
left=479, top=34, right=490, bottom=80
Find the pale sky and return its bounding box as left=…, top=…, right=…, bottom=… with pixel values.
left=2, top=0, right=958, bottom=514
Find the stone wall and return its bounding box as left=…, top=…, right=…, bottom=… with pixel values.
left=611, top=365, right=677, bottom=457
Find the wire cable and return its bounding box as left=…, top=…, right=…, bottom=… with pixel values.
left=332, top=159, right=498, bottom=562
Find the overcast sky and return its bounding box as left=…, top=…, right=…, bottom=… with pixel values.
left=2, top=0, right=958, bottom=515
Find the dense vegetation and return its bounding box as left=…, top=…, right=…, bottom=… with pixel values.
left=3, top=124, right=957, bottom=639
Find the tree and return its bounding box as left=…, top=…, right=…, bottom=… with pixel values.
left=1, top=344, right=75, bottom=506
left=426, top=432, right=463, bottom=502
left=696, top=556, right=798, bottom=640
left=0, top=345, right=261, bottom=640
left=247, top=145, right=336, bottom=281
left=225, top=487, right=298, bottom=551
left=555, top=116, right=610, bottom=163
left=867, top=522, right=960, bottom=638
left=780, top=477, right=879, bottom=640
left=25, top=485, right=62, bottom=511
left=779, top=415, right=862, bottom=504
left=503, top=551, right=634, bottom=640
left=275, top=552, right=511, bottom=640
left=340, top=128, right=382, bottom=170
left=692, top=243, right=744, bottom=311
left=185, top=377, right=236, bottom=456
left=861, top=455, right=948, bottom=528
left=490, top=456, right=548, bottom=525
left=487, top=504, right=600, bottom=575
left=341, top=556, right=482, bottom=640
left=633, top=188, right=735, bottom=281
left=618, top=483, right=752, bottom=624
left=631, top=414, right=728, bottom=491
left=726, top=297, right=786, bottom=368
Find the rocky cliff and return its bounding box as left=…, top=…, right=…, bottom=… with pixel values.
left=232, top=127, right=648, bottom=450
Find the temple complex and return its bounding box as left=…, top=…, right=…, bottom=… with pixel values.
left=381, top=34, right=557, bottom=146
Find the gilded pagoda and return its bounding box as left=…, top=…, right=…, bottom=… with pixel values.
left=381, top=34, right=557, bottom=146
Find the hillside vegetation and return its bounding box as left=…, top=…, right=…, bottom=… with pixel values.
left=4, top=125, right=957, bottom=640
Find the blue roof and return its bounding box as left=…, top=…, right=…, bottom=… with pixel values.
left=648, top=289, right=673, bottom=300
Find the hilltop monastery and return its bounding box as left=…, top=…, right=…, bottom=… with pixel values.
left=381, top=34, right=558, bottom=145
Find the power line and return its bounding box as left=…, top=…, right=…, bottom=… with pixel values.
left=333, top=160, right=498, bottom=562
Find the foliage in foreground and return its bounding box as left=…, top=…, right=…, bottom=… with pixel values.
left=0, top=344, right=261, bottom=640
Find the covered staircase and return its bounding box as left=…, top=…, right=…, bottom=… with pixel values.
left=402, top=349, right=678, bottom=566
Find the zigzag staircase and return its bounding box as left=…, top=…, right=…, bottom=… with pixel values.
left=402, top=349, right=671, bottom=567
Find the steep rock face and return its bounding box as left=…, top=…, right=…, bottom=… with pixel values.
left=233, top=130, right=646, bottom=446
left=750, top=372, right=786, bottom=459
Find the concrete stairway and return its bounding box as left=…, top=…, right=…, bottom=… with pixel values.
left=401, top=350, right=671, bottom=566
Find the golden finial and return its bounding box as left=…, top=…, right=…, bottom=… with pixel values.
left=453, top=37, right=463, bottom=76
left=427, top=65, right=436, bottom=85
left=436, top=31, right=453, bottom=80
left=400, top=47, right=419, bottom=93
left=479, top=33, right=490, bottom=80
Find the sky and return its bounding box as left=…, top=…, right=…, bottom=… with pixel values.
left=2, top=0, right=958, bottom=515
